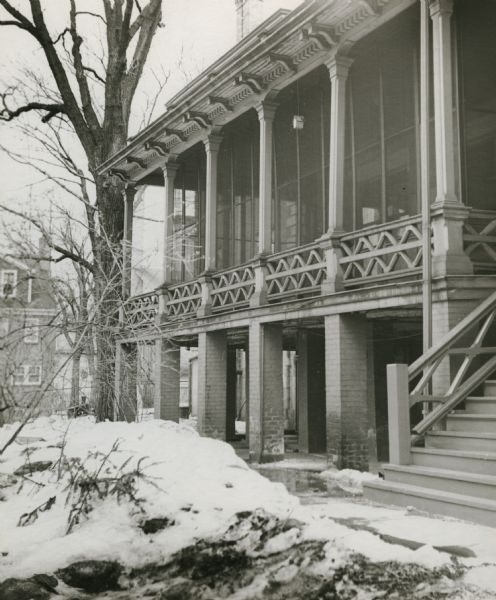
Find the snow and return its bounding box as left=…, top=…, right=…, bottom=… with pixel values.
left=0, top=416, right=296, bottom=580
left=0, top=416, right=495, bottom=596
left=318, top=467, right=380, bottom=494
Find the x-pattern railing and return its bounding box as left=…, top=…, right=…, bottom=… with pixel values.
left=266, top=243, right=326, bottom=301
left=211, top=264, right=255, bottom=311
left=463, top=209, right=496, bottom=274
left=167, top=280, right=202, bottom=317
left=124, top=291, right=159, bottom=329
left=406, top=289, right=496, bottom=439
left=340, top=215, right=423, bottom=286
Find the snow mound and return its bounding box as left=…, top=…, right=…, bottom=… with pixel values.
left=0, top=416, right=297, bottom=580
left=319, top=468, right=380, bottom=495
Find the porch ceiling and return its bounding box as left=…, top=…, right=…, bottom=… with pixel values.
left=97, top=0, right=414, bottom=183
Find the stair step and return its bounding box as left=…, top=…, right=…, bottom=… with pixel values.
left=383, top=464, right=496, bottom=501
left=484, top=380, right=496, bottom=396
left=363, top=480, right=496, bottom=527
left=446, top=414, right=496, bottom=432
left=464, top=397, right=496, bottom=414
left=412, top=447, right=496, bottom=476
left=426, top=431, right=496, bottom=452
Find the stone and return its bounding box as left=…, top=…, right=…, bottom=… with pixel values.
left=0, top=578, right=51, bottom=600
left=140, top=517, right=175, bottom=534
left=14, top=461, right=52, bottom=476
left=57, top=560, right=123, bottom=593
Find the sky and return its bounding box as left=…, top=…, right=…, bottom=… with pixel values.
left=0, top=0, right=302, bottom=206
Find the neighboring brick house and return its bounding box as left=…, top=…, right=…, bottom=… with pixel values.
left=0, top=253, right=58, bottom=423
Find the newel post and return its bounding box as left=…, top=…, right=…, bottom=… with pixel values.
left=387, top=364, right=411, bottom=465
left=197, top=274, right=213, bottom=317
left=250, top=256, right=268, bottom=307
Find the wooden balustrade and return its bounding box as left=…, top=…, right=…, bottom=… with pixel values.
left=266, top=242, right=326, bottom=301
left=339, top=215, right=423, bottom=287
left=210, top=263, right=256, bottom=312
left=463, top=209, right=496, bottom=273
left=123, top=291, right=159, bottom=329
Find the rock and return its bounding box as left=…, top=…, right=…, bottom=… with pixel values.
left=32, top=574, right=58, bottom=592
left=0, top=578, right=51, bottom=600
left=57, top=560, right=123, bottom=593
left=140, top=517, right=175, bottom=534
left=14, top=461, right=52, bottom=476
left=0, top=473, right=17, bottom=488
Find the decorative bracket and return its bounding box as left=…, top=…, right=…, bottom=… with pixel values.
left=300, top=23, right=337, bottom=50
left=144, top=140, right=169, bottom=157
left=108, top=168, right=130, bottom=183
left=163, top=128, right=187, bottom=142
left=234, top=72, right=266, bottom=94
left=208, top=95, right=233, bottom=112
left=183, top=110, right=210, bottom=129
left=357, top=0, right=379, bottom=16
left=268, top=53, right=297, bottom=75
left=126, top=155, right=147, bottom=169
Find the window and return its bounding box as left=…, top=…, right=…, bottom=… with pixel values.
left=24, top=318, right=40, bottom=344
left=12, top=365, right=42, bottom=386
left=272, top=66, right=330, bottom=251
left=27, top=366, right=42, bottom=385
left=1, top=270, right=17, bottom=298
left=343, top=7, right=421, bottom=229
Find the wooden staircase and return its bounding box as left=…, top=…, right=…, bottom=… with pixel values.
left=364, top=292, right=496, bottom=527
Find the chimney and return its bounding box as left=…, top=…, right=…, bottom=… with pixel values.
left=235, top=0, right=265, bottom=41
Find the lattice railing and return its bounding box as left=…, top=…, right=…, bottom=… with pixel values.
left=167, top=280, right=202, bottom=317
left=124, top=291, right=159, bottom=329
left=339, top=215, right=423, bottom=287
left=211, top=264, right=255, bottom=312
left=463, top=209, right=496, bottom=273
left=266, top=243, right=326, bottom=301
left=399, top=289, right=496, bottom=441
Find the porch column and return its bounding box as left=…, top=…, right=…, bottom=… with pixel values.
left=429, top=0, right=472, bottom=276
left=256, top=101, right=278, bottom=256
left=154, top=337, right=180, bottom=421
left=162, top=161, right=180, bottom=283
left=122, top=184, right=136, bottom=299
left=197, top=330, right=227, bottom=439
left=248, top=321, right=284, bottom=462
left=325, top=313, right=368, bottom=470
left=203, top=135, right=223, bottom=273
left=321, top=54, right=353, bottom=294
left=115, top=342, right=138, bottom=422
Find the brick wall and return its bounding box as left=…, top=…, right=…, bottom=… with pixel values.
left=325, top=314, right=368, bottom=470
left=249, top=322, right=284, bottom=462
left=197, top=330, right=227, bottom=439
left=154, top=338, right=180, bottom=421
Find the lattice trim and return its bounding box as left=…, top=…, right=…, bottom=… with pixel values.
left=211, top=266, right=255, bottom=310
left=167, top=281, right=202, bottom=317
left=266, top=247, right=325, bottom=299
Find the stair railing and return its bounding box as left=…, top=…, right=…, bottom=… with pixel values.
left=388, top=289, right=496, bottom=457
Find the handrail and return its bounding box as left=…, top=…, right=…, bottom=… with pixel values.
left=409, top=289, right=496, bottom=381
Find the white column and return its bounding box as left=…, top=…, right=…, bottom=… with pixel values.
left=430, top=0, right=457, bottom=206
left=122, top=184, right=136, bottom=298
left=325, top=54, right=353, bottom=235
left=429, top=0, right=472, bottom=276
left=203, top=135, right=223, bottom=272
left=161, top=161, right=180, bottom=283
left=256, top=101, right=278, bottom=256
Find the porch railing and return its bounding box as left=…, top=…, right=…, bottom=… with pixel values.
left=463, top=209, right=496, bottom=274
left=266, top=242, right=326, bottom=301
left=167, top=280, right=203, bottom=318
left=123, top=290, right=159, bottom=329
left=211, top=263, right=255, bottom=312
left=340, top=215, right=423, bottom=287
left=388, top=289, right=496, bottom=461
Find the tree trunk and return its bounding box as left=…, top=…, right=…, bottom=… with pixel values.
left=70, top=350, right=82, bottom=408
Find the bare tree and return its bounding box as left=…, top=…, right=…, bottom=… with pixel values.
left=0, top=0, right=164, bottom=420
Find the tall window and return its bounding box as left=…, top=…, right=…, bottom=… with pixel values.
left=216, top=111, right=259, bottom=269
left=171, top=146, right=206, bottom=282
left=344, top=7, right=420, bottom=230
left=1, top=270, right=17, bottom=298
left=457, top=0, right=496, bottom=210
left=273, top=66, right=330, bottom=251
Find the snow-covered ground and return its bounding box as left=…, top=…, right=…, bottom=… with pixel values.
left=0, top=416, right=495, bottom=598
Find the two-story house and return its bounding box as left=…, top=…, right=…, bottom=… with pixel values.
left=0, top=250, right=58, bottom=423
left=99, top=0, right=496, bottom=525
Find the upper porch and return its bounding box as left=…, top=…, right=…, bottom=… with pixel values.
left=98, top=0, right=496, bottom=335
